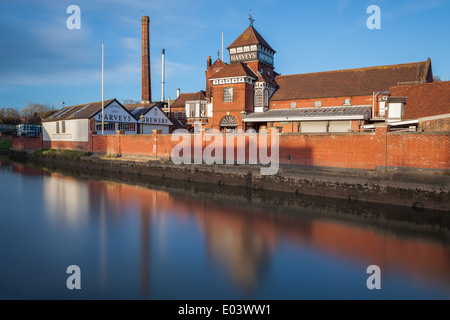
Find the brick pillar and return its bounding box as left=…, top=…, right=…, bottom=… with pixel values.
left=193, top=127, right=205, bottom=164
left=375, top=125, right=389, bottom=170
left=88, top=131, right=93, bottom=153
left=152, top=130, right=160, bottom=157
left=141, top=16, right=151, bottom=104
left=116, top=130, right=122, bottom=156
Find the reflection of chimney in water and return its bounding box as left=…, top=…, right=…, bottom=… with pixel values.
left=140, top=203, right=150, bottom=298
left=141, top=16, right=151, bottom=104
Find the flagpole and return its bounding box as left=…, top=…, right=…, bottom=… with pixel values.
left=102, top=41, right=104, bottom=134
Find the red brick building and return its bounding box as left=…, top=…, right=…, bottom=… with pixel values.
left=265, top=59, right=433, bottom=133
left=172, top=21, right=443, bottom=134
left=388, top=81, right=450, bottom=132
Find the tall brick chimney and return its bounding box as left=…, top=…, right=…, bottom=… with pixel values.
left=141, top=16, right=151, bottom=104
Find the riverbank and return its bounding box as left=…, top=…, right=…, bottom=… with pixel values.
left=9, top=148, right=450, bottom=211
left=0, top=138, right=12, bottom=154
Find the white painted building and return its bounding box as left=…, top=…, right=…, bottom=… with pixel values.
left=126, top=103, right=173, bottom=134
left=42, top=99, right=138, bottom=146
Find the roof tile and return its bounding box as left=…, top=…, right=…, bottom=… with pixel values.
left=172, top=91, right=207, bottom=108
left=389, top=81, right=450, bottom=120
left=209, top=63, right=257, bottom=80
left=227, top=26, right=275, bottom=52
left=271, top=60, right=432, bottom=101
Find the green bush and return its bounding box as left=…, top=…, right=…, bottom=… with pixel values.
left=0, top=139, right=12, bottom=150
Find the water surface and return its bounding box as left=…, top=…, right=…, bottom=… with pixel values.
left=0, top=159, right=449, bottom=299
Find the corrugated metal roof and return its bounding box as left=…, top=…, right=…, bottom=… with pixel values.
left=244, top=106, right=371, bottom=122
left=43, top=99, right=116, bottom=122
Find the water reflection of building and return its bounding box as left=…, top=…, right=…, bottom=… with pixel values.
left=32, top=166, right=450, bottom=293
left=43, top=173, right=90, bottom=226
left=92, top=180, right=450, bottom=291
left=196, top=200, right=275, bottom=291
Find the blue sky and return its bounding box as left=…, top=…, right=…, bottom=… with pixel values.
left=1, top=0, right=449, bottom=110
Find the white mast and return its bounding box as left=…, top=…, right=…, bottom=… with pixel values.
left=102, top=42, right=104, bottom=134
left=161, top=49, right=165, bottom=102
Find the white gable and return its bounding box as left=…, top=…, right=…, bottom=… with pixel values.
left=94, top=101, right=136, bottom=123
left=141, top=107, right=173, bottom=126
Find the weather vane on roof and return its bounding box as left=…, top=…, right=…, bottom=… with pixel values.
left=248, top=10, right=255, bottom=26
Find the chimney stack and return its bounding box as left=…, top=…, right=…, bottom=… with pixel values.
left=207, top=56, right=212, bottom=69
left=141, top=16, right=151, bottom=104
left=177, top=88, right=180, bottom=98
left=161, top=49, right=165, bottom=102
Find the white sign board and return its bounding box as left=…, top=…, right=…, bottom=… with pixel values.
left=95, top=101, right=136, bottom=123
left=141, top=107, right=173, bottom=126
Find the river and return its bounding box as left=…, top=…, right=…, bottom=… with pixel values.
left=0, top=158, right=449, bottom=300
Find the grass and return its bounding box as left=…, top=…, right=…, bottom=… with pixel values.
left=33, top=149, right=91, bottom=160
left=0, top=139, right=12, bottom=150
left=104, top=153, right=118, bottom=158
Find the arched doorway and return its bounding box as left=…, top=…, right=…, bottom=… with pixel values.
left=220, top=115, right=238, bottom=133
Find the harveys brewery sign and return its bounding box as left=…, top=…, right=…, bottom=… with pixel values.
left=95, top=101, right=136, bottom=123
left=141, top=107, right=173, bottom=126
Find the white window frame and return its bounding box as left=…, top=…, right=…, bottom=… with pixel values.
left=224, top=87, right=233, bottom=103
left=254, top=89, right=264, bottom=107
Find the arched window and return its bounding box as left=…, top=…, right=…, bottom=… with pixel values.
left=220, top=115, right=238, bottom=133
left=224, top=87, right=233, bottom=102
left=254, top=88, right=263, bottom=107
left=264, top=89, right=269, bottom=107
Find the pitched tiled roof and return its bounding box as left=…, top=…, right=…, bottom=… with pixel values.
left=244, top=106, right=372, bottom=122
left=209, top=63, right=257, bottom=80
left=389, top=81, right=450, bottom=120
left=256, top=71, right=277, bottom=86
left=271, top=59, right=432, bottom=101
left=227, top=26, right=275, bottom=52
left=210, top=59, right=227, bottom=69
left=43, top=99, right=117, bottom=122
left=172, top=91, right=207, bottom=108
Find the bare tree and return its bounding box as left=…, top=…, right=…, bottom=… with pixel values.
left=1, top=108, right=21, bottom=125
left=21, top=103, right=53, bottom=124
